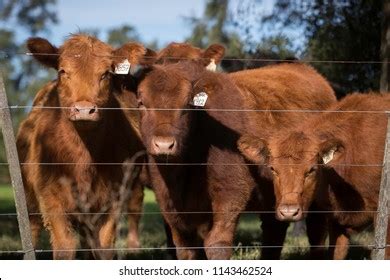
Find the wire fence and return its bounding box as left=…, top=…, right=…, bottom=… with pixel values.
left=0, top=50, right=390, bottom=64
left=0, top=53, right=389, bottom=260
left=1, top=244, right=387, bottom=256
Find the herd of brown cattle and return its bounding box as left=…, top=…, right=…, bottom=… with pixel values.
left=16, top=34, right=390, bottom=260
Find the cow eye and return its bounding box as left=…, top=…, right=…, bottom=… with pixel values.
left=100, top=71, right=110, bottom=81
left=269, top=166, right=278, bottom=175
left=138, top=99, right=146, bottom=109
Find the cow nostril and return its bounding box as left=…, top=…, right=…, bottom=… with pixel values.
left=168, top=141, right=175, bottom=150
left=89, top=107, right=97, bottom=115
left=292, top=207, right=301, bottom=217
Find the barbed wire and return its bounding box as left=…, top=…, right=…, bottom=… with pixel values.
left=0, top=51, right=389, bottom=64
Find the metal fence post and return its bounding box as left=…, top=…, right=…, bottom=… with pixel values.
left=372, top=113, right=390, bottom=260
left=0, top=73, right=35, bottom=260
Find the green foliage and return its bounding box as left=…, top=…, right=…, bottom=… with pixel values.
left=0, top=0, right=58, bottom=34
left=0, top=0, right=59, bottom=181
left=185, top=0, right=296, bottom=72
left=107, top=25, right=140, bottom=47
left=265, top=0, right=382, bottom=95
left=185, top=0, right=246, bottom=57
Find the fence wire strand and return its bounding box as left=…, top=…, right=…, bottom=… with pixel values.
left=0, top=210, right=382, bottom=217
left=0, top=55, right=388, bottom=259
left=0, top=243, right=386, bottom=255
left=1, top=51, right=390, bottom=64
left=4, top=105, right=390, bottom=114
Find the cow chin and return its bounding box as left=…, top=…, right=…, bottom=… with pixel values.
left=71, top=119, right=101, bottom=130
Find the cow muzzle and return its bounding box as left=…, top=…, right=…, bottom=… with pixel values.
left=151, top=136, right=177, bottom=155
left=70, top=101, right=100, bottom=122
left=276, top=204, right=303, bottom=222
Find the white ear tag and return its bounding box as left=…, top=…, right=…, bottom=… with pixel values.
left=190, top=92, right=208, bottom=107
left=206, top=59, right=217, bottom=71
left=322, top=148, right=336, bottom=164
left=115, top=59, right=131, bottom=74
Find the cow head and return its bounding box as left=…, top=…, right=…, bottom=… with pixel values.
left=155, top=42, right=225, bottom=71
left=238, top=132, right=345, bottom=222
left=27, top=35, right=151, bottom=129
left=137, top=61, right=205, bottom=160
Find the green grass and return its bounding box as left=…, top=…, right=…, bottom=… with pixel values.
left=0, top=185, right=374, bottom=259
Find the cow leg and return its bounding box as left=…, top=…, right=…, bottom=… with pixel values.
left=204, top=213, right=238, bottom=260
left=127, top=181, right=144, bottom=250
left=329, top=221, right=349, bottom=260
left=204, top=156, right=253, bottom=260
left=306, top=211, right=328, bottom=259
left=29, top=214, right=43, bottom=248
left=260, top=213, right=289, bottom=259
left=171, top=228, right=201, bottom=260
left=94, top=215, right=117, bottom=260
left=164, top=221, right=177, bottom=259
left=43, top=212, right=78, bottom=260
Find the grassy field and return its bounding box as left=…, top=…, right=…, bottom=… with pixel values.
left=0, top=184, right=373, bottom=259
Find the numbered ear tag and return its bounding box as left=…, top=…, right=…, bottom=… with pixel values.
left=115, top=59, right=131, bottom=74
left=190, top=92, right=208, bottom=107
left=206, top=59, right=217, bottom=71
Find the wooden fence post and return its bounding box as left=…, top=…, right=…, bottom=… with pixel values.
left=0, top=73, right=35, bottom=260
left=372, top=113, right=390, bottom=259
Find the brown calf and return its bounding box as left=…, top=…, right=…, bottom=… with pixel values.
left=137, top=60, right=336, bottom=259
left=155, top=42, right=225, bottom=70
left=238, top=93, right=390, bottom=259
left=18, top=35, right=150, bottom=259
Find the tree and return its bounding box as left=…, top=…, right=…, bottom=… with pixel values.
left=185, top=0, right=245, bottom=57
left=0, top=0, right=58, bottom=181
left=264, top=0, right=382, bottom=96
left=380, top=0, right=390, bottom=92
left=107, top=25, right=140, bottom=47
left=185, top=0, right=296, bottom=72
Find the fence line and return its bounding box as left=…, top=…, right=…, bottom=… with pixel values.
left=0, top=210, right=382, bottom=217
left=4, top=105, right=390, bottom=114
left=372, top=114, right=390, bottom=259
left=0, top=74, right=35, bottom=260
left=0, top=51, right=389, bottom=64
left=0, top=162, right=384, bottom=167
left=0, top=243, right=385, bottom=256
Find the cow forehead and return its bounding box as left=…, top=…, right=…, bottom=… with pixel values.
left=141, top=70, right=191, bottom=103
left=59, top=35, right=113, bottom=71
left=271, top=152, right=318, bottom=168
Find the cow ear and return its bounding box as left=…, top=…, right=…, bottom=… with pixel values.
left=238, top=134, right=270, bottom=164
left=202, top=44, right=225, bottom=71
left=140, top=48, right=157, bottom=66
left=113, top=42, right=148, bottom=66
left=27, top=37, right=59, bottom=69
left=318, top=138, right=345, bottom=165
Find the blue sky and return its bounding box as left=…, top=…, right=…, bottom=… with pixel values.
left=30, top=0, right=275, bottom=47
left=1, top=0, right=279, bottom=49
left=50, top=0, right=206, bottom=45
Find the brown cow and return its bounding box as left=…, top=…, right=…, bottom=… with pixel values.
left=137, top=60, right=336, bottom=259
left=238, top=93, right=390, bottom=259
left=155, top=42, right=225, bottom=70
left=19, top=41, right=225, bottom=257
left=18, top=35, right=151, bottom=259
